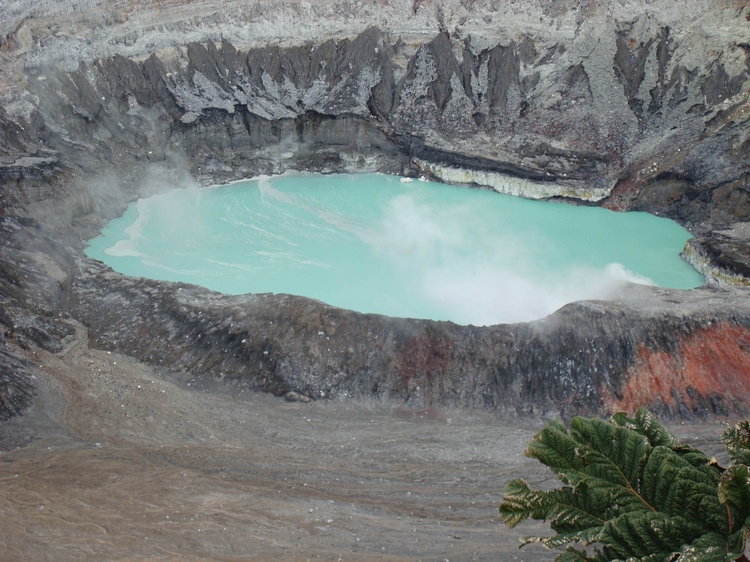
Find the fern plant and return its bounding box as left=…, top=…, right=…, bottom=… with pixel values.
left=500, top=408, right=750, bottom=561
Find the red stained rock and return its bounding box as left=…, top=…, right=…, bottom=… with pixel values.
left=607, top=323, right=750, bottom=415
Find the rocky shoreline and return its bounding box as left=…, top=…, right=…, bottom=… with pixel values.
left=1, top=0, right=750, bottom=424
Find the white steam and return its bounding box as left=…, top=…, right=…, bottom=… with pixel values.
left=368, top=193, right=654, bottom=326
left=104, top=199, right=149, bottom=258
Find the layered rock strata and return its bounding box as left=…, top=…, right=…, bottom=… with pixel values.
left=1, top=0, right=749, bottom=420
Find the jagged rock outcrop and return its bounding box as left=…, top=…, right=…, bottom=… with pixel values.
left=3, top=1, right=749, bottom=219
left=683, top=222, right=750, bottom=285
left=1, top=0, right=750, bottom=420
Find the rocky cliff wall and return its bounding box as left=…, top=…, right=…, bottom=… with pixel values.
left=2, top=1, right=749, bottom=224
left=1, top=0, right=750, bottom=420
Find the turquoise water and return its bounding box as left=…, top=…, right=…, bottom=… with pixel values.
left=85, top=173, right=704, bottom=325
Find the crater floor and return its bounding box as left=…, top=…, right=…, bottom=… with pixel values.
left=0, top=321, right=551, bottom=560
left=0, top=320, right=731, bottom=560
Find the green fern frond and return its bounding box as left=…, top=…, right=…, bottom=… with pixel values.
left=718, top=463, right=750, bottom=538
left=611, top=408, right=716, bottom=471
left=642, top=446, right=726, bottom=531
left=501, top=479, right=609, bottom=549
left=611, top=553, right=679, bottom=562
left=611, top=408, right=679, bottom=449
left=544, top=483, right=610, bottom=533
left=723, top=421, right=750, bottom=467
left=570, top=416, right=652, bottom=491
left=525, top=415, right=658, bottom=515
left=675, top=531, right=736, bottom=561
left=556, top=546, right=604, bottom=561
left=500, top=479, right=554, bottom=527
left=500, top=480, right=606, bottom=538
left=500, top=411, right=750, bottom=561
left=525, top=420, right=582, bottom=478
left=600, top=511, right=701, bottom=560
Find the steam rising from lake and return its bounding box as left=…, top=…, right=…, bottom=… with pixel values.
left=86, top=173, right=704, bottom=325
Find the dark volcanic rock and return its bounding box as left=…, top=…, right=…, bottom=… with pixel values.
left=0, top=211, right=77, bottom=418
left=0, top=345, right=36, bottom=421
left=68, top=258, right=750, bottom=419
left=1, top=1, right=750, bottom=421
left=684, top=223, right=750, bottom=285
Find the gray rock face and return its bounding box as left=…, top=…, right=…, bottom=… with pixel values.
left=67, top=256, right=750, bottom=419
left=684, top=223, right=750, bottom=285
left=3, top=2, right=749, bottom=219
left=1, top=0, right=750, bottom=420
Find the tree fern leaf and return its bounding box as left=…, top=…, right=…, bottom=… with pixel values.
left=500, top=479, right=553, bottom=527
left=570, top=417, right=651, bottom=491
left=642, top=446, right=726, bottom=532
left=676, top=448, right=723, bottom=472
left=525, top=416, right=668, bottom=517
left=540, top=525, right=601, bottom=549
left=611, top=553, right=678, bottom=562
left=675, top=532, right=734, bottom=562
left=718, top=463, right=750, bottom=534
left=544, top=484, right=610, bottom=533
left=525, top=421, right=583, bottom=477
left=556, top=547, right=603, bottom=562
left=611, top=408, right=679, bottom=449
left=500, top=479, right=608, bottom=538
left=600, top=512, right=702, bottom=560
left=722, top=421, right=750, bottom=466
left=517, top=530, right=600, bottom=551
left=725, top=526, right=749, bottom=559
left=501, top=413, right=750, bottom=562
left=574, top=450, right=649, bottom=511
left=611, top=409, right=714, bottom=472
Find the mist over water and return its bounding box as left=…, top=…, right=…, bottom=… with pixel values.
left=85, top=173, right=704, bottom=325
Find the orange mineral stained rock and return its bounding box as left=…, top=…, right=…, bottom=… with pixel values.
left=608, top=323, right=750, bottom=415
